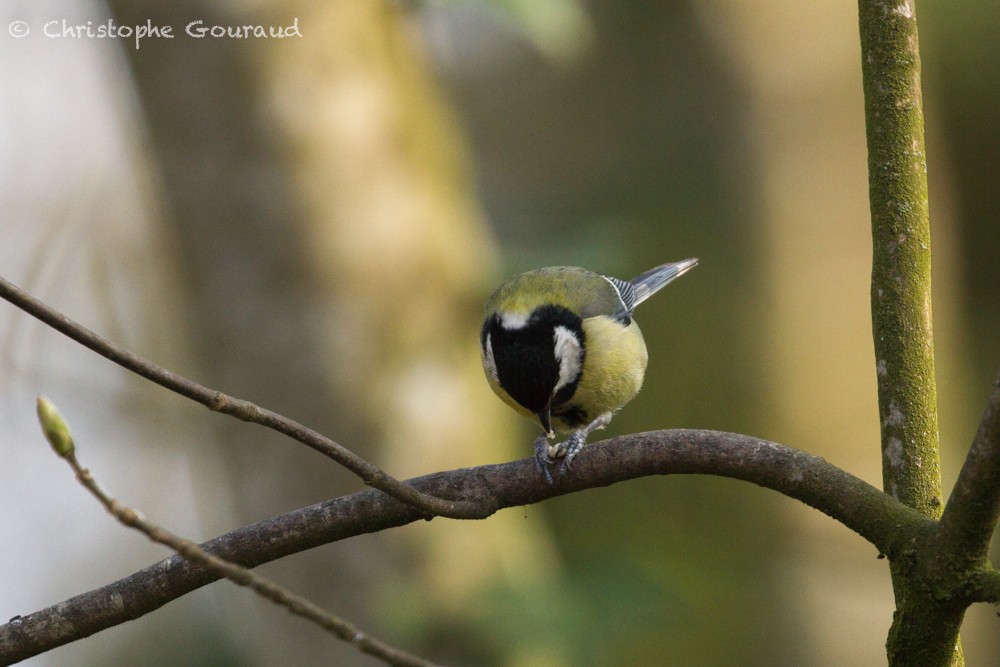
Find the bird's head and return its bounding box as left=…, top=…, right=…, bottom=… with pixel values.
left=480, top=304, right=585, bottom=436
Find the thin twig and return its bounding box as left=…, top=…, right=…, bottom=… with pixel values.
left=37, top=414, right=441, bottom=667
left=937, top=366, right=1000, bottom=568
left=0, top=274, right=487, bottom=520
left=0, top=428, right=930, bottom=664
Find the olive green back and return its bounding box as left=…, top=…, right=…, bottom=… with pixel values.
left=483, top=266, right=624, bottom=320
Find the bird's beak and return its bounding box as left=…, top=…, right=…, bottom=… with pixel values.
left=537, top=406, right=554, bottom=438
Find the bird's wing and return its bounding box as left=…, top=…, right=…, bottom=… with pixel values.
left=628, top=258, right=698, bottom=309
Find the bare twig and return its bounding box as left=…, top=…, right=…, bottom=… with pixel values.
left=0, top=274, right=488, bottom=520
left=858, top=0, right=959, bottom=664
left=860, top=0, right=941, bottom=518
left=0, top=428, right=929, bottom=664
left=32, top=396, right=441, bottom=667
left=937, top=367, right=1000, bottom=569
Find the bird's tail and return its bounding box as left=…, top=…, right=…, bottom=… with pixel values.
left=630, top=258, right=698, bottom=307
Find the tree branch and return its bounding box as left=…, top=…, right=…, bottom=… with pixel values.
left=34, top=393, right=439, bottom=667
left=964, top=566, right=1000, bottom=605
left=0, top=274, right=487, bottom=520
left=860, top=0, right=941, bottom=518
left=859, top=1, right=960, bottom=664
left=937, top=366, right=1000, bottom=570
left=0, top=429, right=928, bottom=664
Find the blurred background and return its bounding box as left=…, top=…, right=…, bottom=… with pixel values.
left=1, top=0, right=997, bottom=665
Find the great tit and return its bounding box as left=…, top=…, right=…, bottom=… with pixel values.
left=480, top=258, right=698, bottom=483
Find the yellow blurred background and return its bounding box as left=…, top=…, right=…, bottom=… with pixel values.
left=1, top=1, right=997, bottom=665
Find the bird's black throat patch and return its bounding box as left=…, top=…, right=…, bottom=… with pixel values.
left=483, top=305, right=585, bottom=415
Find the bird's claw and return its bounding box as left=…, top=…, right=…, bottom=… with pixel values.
left=557, top=432, right=586, bottom=475
left=534, top=434, right=556, bottom=485
left=535, top=431, right=588, bottom=485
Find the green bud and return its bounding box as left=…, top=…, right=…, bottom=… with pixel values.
left=36, top=395, right=74, bottom=458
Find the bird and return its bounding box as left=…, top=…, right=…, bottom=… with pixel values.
left=479, top=258, right=698, bottom=483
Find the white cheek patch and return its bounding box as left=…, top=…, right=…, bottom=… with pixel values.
left=483, top=333, right=499, bottom=381
left=552, top=325, right=583, bottom=395
left=500, top=311, right=530, bottom=330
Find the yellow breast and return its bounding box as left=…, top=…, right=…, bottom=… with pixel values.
left=550, top=316, right=648, bottom=433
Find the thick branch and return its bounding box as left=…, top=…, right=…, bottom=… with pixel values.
left=0, top=275, right=486, bottom=520
left=0, top=429, right=927, bottom=664
left=937, top=367, right=1000, bottom=569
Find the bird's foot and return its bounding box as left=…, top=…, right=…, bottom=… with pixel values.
left=534, top=434, right=557, bottom=485
left=535, top=414, right=612, bottom=483
left=534, top=431, right=585, bottom=484
left=557, top=430, right=587, bottom=476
